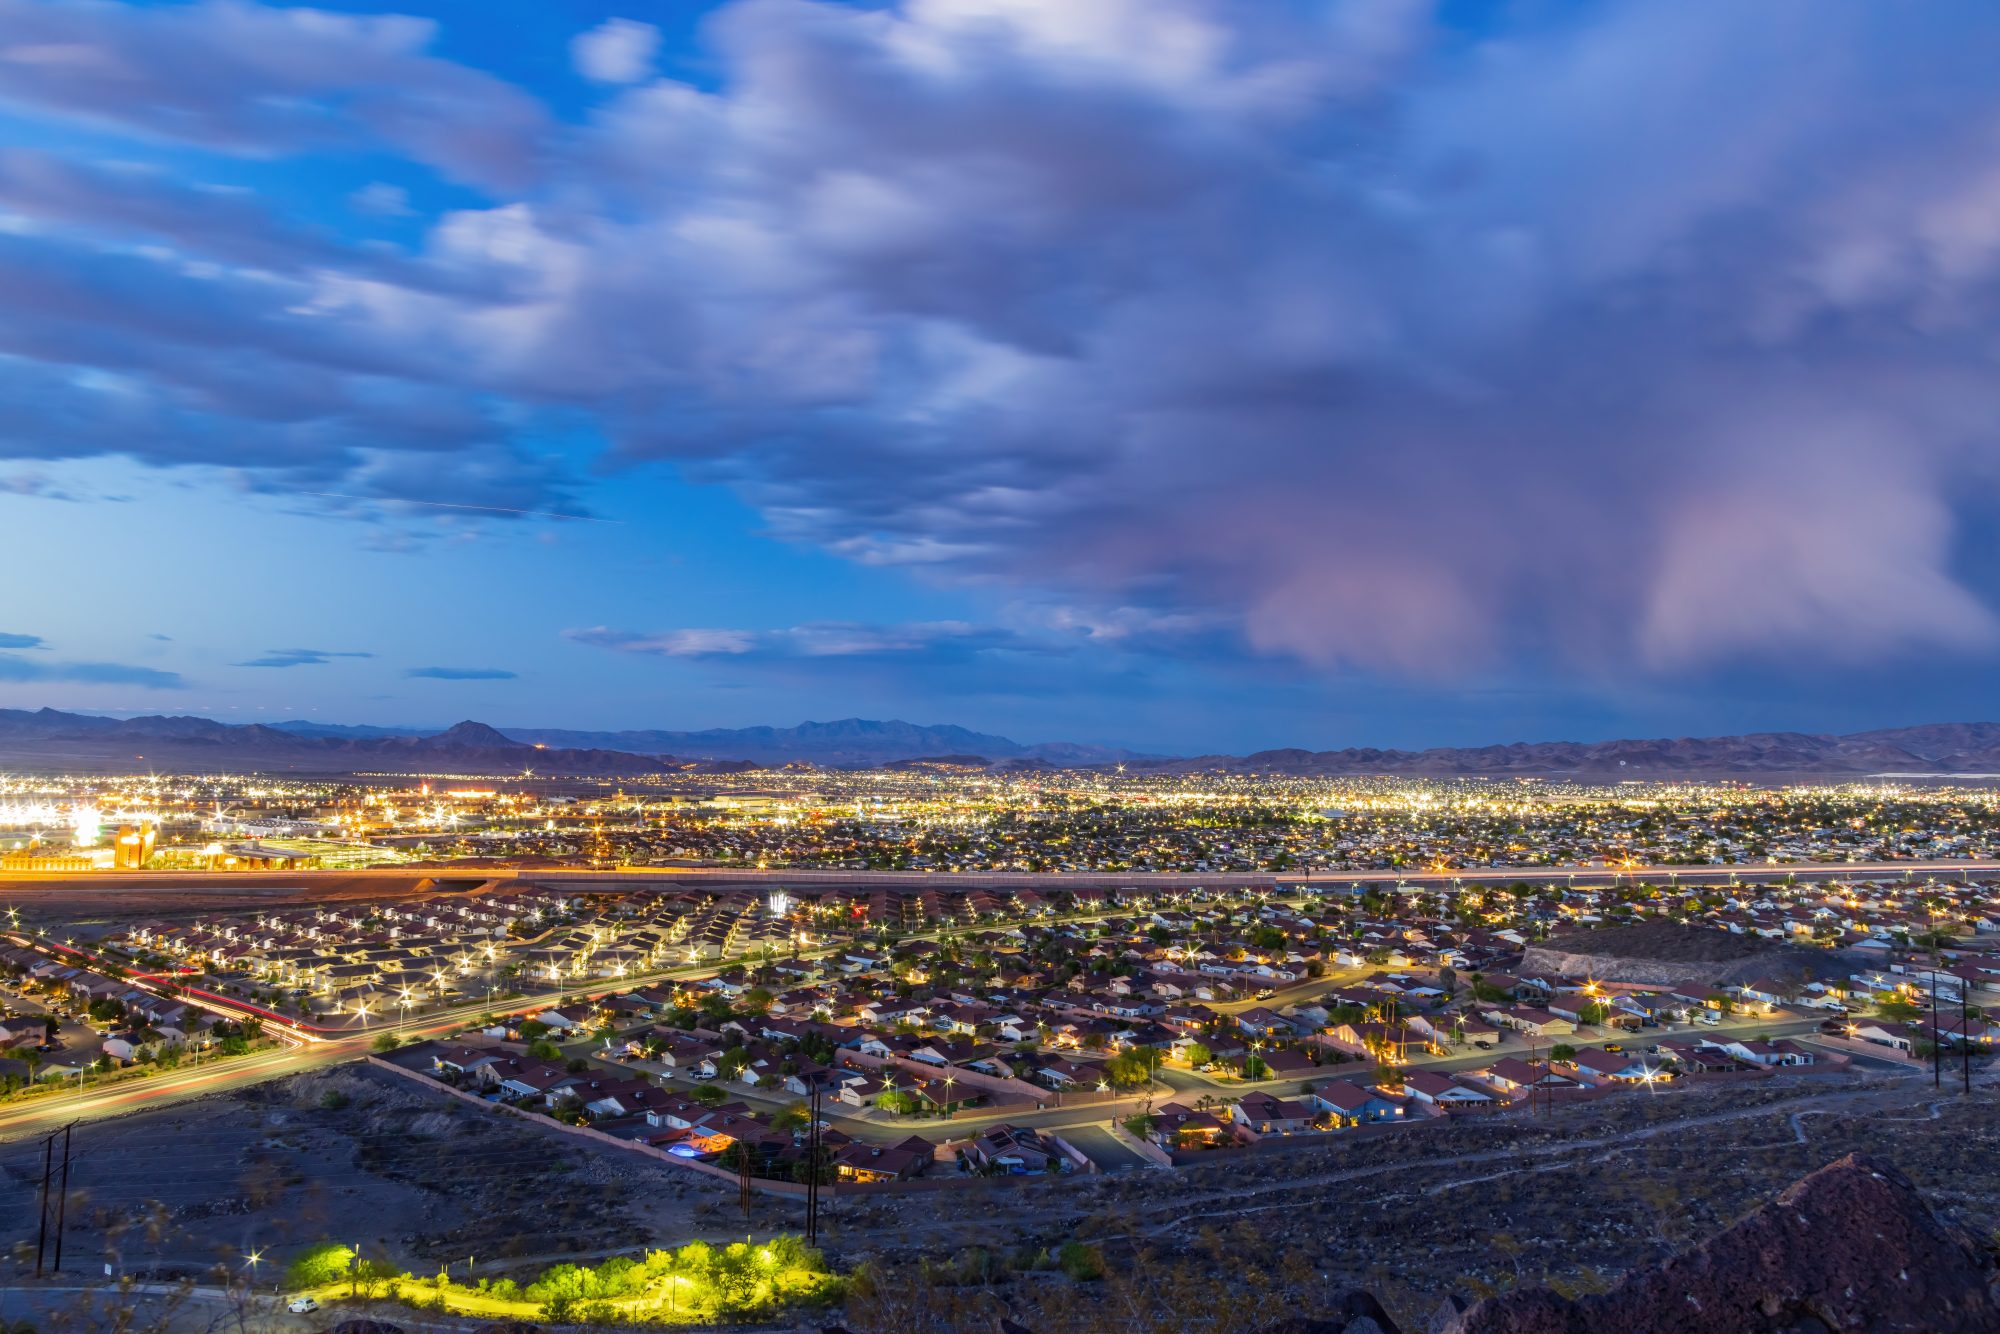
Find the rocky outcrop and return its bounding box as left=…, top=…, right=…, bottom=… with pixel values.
left=1521, top=922, right=1841, bottom=990
left=1254, top=1291, right=1403, bottom=1334
left=1434, top=1153, right=2000, bottom=1333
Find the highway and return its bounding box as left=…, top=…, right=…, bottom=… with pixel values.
left=4, top=858, right=1997, bottom=894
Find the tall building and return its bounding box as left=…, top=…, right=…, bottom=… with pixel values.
left=114, top=823, right=157, bottom=870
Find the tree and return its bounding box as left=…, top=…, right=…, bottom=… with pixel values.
left=876, top=1089, right=919, bottom=1115
left=1182, top=1041, right=1212, bottom=1068
left=1550, top=1043, right=1578, bottom=1063
left=689, top=1083, right=728, bottom=1107
left=1240, top=1054, right=1269, bottom=1081
left=370, top=1033, right=402, bottom=1053
left=285, top=1242, right=355, bottom=1290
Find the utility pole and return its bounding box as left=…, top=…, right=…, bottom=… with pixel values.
left=803, top=1075, right=822, bottom=1245
left=1931, top=986, right=1941, bottom=1090
left=53, top=1123, right=71, bottom=1273
left=1961, top=987, right=1973, bottom=1097
left=34, top=1129, right=52, bottom=1278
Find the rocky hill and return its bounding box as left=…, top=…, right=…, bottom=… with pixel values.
left=1520, top=921, right=1845, bottom=990
left=1429, top=1152, right=2000, bottom=1333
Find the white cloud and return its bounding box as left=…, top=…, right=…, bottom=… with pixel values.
left=572, top=17, right=661, bottom=85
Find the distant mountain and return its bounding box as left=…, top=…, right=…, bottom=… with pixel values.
left=1134, top=722, right=2000, bottom=777
left=0, top=709, right=681, bottom=776
left=271, top=720, right=437, bottom=740
left=502, top=718, right=1140, bottom=767
left=11, top=708, right=2000, bottom=777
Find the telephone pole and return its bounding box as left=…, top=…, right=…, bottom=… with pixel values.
left=1931, top=986, right=1941, bottom=1089
left=803, top=1074, right=825, bottom=1245
left=31, top=1123, right=74, bottom=1277
left=34, top=1130, right=52, bottom=1278
left=53, top=1122, right=72, bottom=1273
left=1961, top=988, right=1973, bottom=1097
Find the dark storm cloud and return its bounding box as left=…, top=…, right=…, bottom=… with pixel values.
left=235, top=648, right=374, bottom=668
left=0, top=633, right=45, bottom=649
left=6, top=0, right=2000, bottom=688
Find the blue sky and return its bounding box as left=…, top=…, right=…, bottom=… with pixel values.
left=2, top=0, right=2000, bottom=754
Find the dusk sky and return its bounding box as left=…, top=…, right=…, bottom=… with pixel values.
left=4, top=0, right=2000, bottom=753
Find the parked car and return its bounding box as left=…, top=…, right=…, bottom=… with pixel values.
left=288, top=1297, right=319, bottom=1313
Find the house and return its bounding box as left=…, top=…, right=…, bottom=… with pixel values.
left=1710, top=1038, right=1815, bottom=1068
left=1308, top=1080, right=1406, bottom=1125
left=432, top=1044, right=514, bottom=1086
left=1491, top=1007, right=1575, bottom=1039
left=1230, top=1090, right=1317, bottom=1135
left=1569, top=1048, right=1670, bottom=1084
left=532, top=1005, right=591, bottom=1034
left=1397, top=1070, right=1493, bottom=1107
left=835, top=1135, right=934, bottom=1182
left=1034, top=1055, right=1108, bottom=1089
left=1849, top=1022, right=1915, bottom=1054
left=498, top=1062, right=587, bottom=1106
left=1479, top=1057, right=1578, bottom=1094
left=1233, top=1006, right=1292, bottom=1038
left=576, top=1077, right=663, bottom=1118
left=961, top=1124, right=1070, bottom=1175
left=1150, top=1102, right=1230, bottom=1148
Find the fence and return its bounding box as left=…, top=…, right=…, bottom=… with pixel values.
left=362, top=1055, right=1096, bottom=1196
left=1106, top=1120, right=1175, bottom=1169
left=1806, top=1033, right=1922, bottom=1067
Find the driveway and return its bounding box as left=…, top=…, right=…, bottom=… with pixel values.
left=1059, top=1123, right=1151, bottom=1172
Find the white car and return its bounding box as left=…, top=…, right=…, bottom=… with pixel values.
left=287, top=1297, right=319, bottom=1313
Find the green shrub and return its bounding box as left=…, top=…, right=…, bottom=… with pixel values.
left=1057, top=1240, right=1104, bottom=1281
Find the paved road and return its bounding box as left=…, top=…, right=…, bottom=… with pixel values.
left=2, top=858, right=1997, bottom=892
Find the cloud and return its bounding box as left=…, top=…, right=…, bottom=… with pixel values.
left=0, top=0, right=547, bottom=189
left=0, top=653, right=181, bottom=687
left=235, top=648, right=375, bottom=669
left=405, top=665, right=518, bottom=680
left=0, top=632, right=44, bottom=650
left=572, top=18, right=660, bottom=84
left=3, top=0, right=2000, bottom=695
left=566, top=620, right=1035, bottom=661
left=567, top=627, right=759, bottom=658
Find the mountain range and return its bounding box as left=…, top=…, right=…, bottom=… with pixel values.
left=1129, top=721, right=2000, bottom=777
left=4, top=708, right=2000, bottom=777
